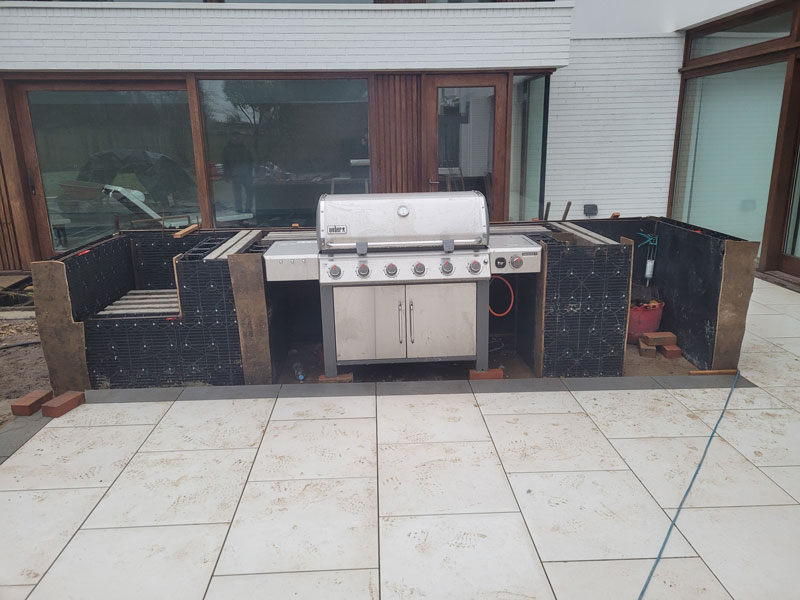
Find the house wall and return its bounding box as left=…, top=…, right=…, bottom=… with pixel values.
left=544, top=36, right=685, bottom=220
left=0, top=1, right=573, bottom=71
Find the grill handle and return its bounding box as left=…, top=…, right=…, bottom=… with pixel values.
left=409, top=301, right=415, bottom=343
left=398, top=301, right=404, bottom=344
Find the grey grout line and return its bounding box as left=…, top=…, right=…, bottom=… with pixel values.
left=505, top=468, right=631, bottom=475
left=380, top=510, right=521, bottom=519
left=212, top=567, right=378, bottom=579
left=270, top=415, right=377, bottom=422
left=45, top=422, right=166, bottom=428
left=756, top=468, right=800, bottom=504
left=377, top=438, right=492, bottom=445
left=80, top=521, right=231, bottom=531
left=568, top=387, right=737, bottom=600
left=374, top=388, right=382, bottom=600
left=540, top=555, right=702, bottom=564
left=26, top=399, right=175, bottom=597
left=248, top=475, right=375, bottom=484
left=138, top=447, right=259, bottom=454
left=202, top=396, right=276, bottom=600
left=473, top=388, right=560, bottom=600
left=0, top=486, right=109, bottom=493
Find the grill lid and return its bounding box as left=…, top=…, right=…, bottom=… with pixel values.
left=317, top=191, right=489, bottom=253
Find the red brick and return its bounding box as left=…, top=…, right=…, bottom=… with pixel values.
left=42, top=391, right=85, bottom=418
left=11, top=389, right=53, bottom=416
left=469, top=368, right=504, bottom=380
left=638, top=340, right=657, bottom=358
left=658, top=344, right=682, bottom=359
left=641, top=332, right=678, bottom=346
left=317, top=372, right=354, bottom=384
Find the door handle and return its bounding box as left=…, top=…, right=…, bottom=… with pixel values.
left=398, top=301, right=403, bottom=344
left=428, top=180, right=439, bottom=192
left=409, top=300, right=414, bottom=343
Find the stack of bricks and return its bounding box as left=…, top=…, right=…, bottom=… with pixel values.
left=10, top=389, right=85, bottom=418
left=638, top=332, right=681, bottom=359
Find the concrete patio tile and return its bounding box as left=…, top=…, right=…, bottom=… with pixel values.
left=572, top=390, right=710, bottom=438
left=0, top=426, right=152, bottom=491
left=0, top=489, right=105, bottom=585
left=562, top=376, right=661, bottom=392
left=140, top=398, right=273, bottom=451
left=749, top=284, right=800, bottom=306
left=377, top=380, right=471, bottom=396
left=377, top=394, right=489, bottom=444
left=378, top=441, right=517, bottom=516
left=84, top=387, right=183, bottom=404
left=205, top=570, right=379, bottom=600
left=762, top=385, right=800, bottom=412
left=272, top=395, right=375, bottom=420
left=473, top=390, right=583, bottom=415
left=84, top=449, right=255, bottom=528
left=469, top=378, right=569, bottom=393
left=485, top=413, right=625, bottom=473
left=694, top=408, right=800, bottom=466
left=767, top=336, right=800, bottom=357
left=544, top=558, right=732, bottom=600
left=737, top=350, right=800, bottom=387
left=747, top=300, right=778, bottom=315
left=44, top=402, right=172, bottom=428
left=665, top=386, right=785, bottom=411
left=611, top=437, right=795, bottom=508
left=27, top=524, right=228, bottom=600
left=280, top=382, right=376, bottom=398
left=0, top=457, right=7, bottom=465
left=770, top=304, right=800, bottom=319
left=249, top=419, right=375, bottom=481
left=216, top=478, right=378, bottom=575
left=178, top=384, right=280, bottom=401
left=761, top=466, right=800, bottom=501
left=380, top=513, right=554, bottom=600
left=653, top=374, right=756, bottom=389
left=677, top=506, right=800, bottom=600
left=743, top=313, right=800, bottom=338
left=509, top=471, right=695, bottom=561
left=0, top=586, right=35, bottom=599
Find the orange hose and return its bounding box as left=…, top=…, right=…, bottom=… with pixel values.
left=489, top=275, right=514, bottom=317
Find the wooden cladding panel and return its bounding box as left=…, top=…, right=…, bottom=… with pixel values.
left=370, top=74, right=423, bottom=194
left=0, top=155, right=22, bottom=270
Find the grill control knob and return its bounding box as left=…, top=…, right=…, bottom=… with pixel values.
left=510, top=256, right=523, bottom=269
left=357, top=263, right=370, bottom=278
left=385, top=263, right=398, bottom=277
left=328, top=265, right=342, bottom=279
left=413, top=262, right=426, bottom=276
left=441, top=261, right=454, bottom=275
left=468, top=260, right=482, bottom=274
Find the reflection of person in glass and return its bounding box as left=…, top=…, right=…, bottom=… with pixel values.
left=222, top=133, right=254, bottom=215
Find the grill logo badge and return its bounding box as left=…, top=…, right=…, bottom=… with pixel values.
left=327, top=225, right=347, bottom=234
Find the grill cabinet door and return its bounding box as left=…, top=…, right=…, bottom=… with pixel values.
left=405, top=282, right=477, bottom=359
left=333, top=285, right=406, bottom=361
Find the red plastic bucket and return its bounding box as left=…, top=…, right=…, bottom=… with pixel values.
left=627, top=301, right=664, bottom=344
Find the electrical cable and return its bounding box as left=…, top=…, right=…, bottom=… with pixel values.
left=489, top=275, right=514, bottom=317
left=0, top=340, right=40, bottom=351
left=638, top=370, right=740, bottom=599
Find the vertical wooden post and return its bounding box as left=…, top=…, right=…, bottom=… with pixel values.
left=187, top=74, right=214, bottom=229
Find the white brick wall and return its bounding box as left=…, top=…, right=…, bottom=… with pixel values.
left=544, top=36, right=684, bottom=219
left=0, top=1, right=572, bottom=71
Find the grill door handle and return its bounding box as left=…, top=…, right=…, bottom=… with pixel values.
left=409, top=301, right=414, bottom=343
left=398, top=301, right=403, bottom=344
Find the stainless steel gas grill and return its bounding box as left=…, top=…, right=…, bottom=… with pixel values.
left=314, top=191, right=539, bottom=377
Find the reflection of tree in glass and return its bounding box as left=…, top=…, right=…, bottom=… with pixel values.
left=222, top=80, right=279, bottom=163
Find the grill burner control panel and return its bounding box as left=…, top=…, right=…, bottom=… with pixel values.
left=319, top=250, right=490, bottom=285
left=488, top=234, right=543, bottom=275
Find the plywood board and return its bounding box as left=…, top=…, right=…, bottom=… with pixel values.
left=31, top=260, right=91, bottom=395
left=229, top=253, right=272, bottom=384
left=712, top=239, right=759, bottom=370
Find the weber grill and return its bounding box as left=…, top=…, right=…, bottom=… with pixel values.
left=264, top=191, right=542, bottom=377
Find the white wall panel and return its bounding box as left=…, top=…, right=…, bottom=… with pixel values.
left=544, top=36, right=684, bottom=219
left=0, top=1, right=573, bottom=71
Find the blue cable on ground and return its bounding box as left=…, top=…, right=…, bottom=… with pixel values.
left=637, top=370, right=740, bottom=600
